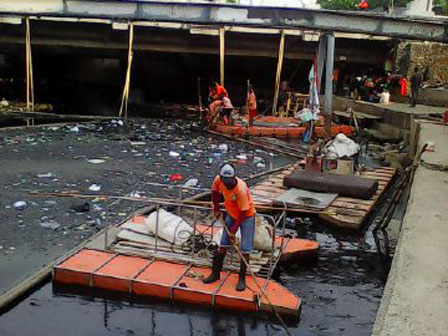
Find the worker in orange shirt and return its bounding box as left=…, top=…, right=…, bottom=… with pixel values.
left=203, top=163, right=256, bottom=291
left=208, top=81, right=229, bottom=124
left=247, top=85, right=257, bottom=127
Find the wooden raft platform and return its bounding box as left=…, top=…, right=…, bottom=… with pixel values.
left=320, top=167, right=397, bottom=229
left=53, top=248, right=301, bottom=316
left=251, top=164, right=397, bottom=230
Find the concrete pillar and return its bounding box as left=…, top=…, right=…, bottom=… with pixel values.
left=324, top=33, right=335, bottom=137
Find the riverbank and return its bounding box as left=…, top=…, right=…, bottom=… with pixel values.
left=373, top=122, right=448, bottom=336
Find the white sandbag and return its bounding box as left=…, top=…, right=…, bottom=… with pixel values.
left=144, top=209, right=193, bottom=246
left=212, top=217, right=273, bottom=252
left=324, top=133, right=359, bottom=159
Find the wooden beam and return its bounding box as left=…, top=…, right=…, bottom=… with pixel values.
left=272, top=31, right=285, bottom=116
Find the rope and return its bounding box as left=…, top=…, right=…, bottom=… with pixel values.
left=179, top=230, right=218, bottom=254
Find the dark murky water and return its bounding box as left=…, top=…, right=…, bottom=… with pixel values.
left=0, top=217, right=392, bottom=336
left=0, top=121, right=405, bottom=335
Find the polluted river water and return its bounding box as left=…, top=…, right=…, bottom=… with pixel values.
left=0, top=118, right=404, bottom=335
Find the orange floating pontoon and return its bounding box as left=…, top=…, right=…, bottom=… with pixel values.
left=211, top=116, right=353, bottom=138
left=54, top=248, right=301, bottom=317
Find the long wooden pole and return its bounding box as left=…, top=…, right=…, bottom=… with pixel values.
left=27, top=191, right=327, bottom=214
left=25, top=17, right=34, bottom=111
left=272, top=31, right=286, bottom=116
left=119, top=22, right=134, bottom=119
left=219, top=27, right=225, bottom=86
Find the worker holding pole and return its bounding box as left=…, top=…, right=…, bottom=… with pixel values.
left=203, top=163, right=256, bottom=292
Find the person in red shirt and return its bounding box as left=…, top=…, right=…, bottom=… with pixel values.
left=203, top=163, right=256, bottom=291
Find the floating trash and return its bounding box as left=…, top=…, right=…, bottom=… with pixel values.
left=40, top=219, right=60, bottom=230
left=88, top=184, right=102, bottom=192
left=87, top=159, right=106, bottom=164
left=183, top=178, right=199, bottom=188
left=37, top=172, right=53, bottom=178
left=13, top=201, right=27, bottom=211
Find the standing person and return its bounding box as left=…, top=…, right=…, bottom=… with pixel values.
left=219, top=96, right=234, bottom=125
left=247, top=85, right=257, bottom=127
left=203, top=163, right=256, bottom=292
left=410, top=67, right=422, bottom=107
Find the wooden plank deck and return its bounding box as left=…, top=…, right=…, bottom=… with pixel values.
left=251, top=164, right=397, bottom=230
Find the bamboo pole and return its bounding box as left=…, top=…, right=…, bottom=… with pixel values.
left=27, top=191, right=328, bottom=215
left=25, top=17, right=34, bottom=111
left=119, top=22, right=134, bottom=119
left=219, top=27, right=225, bottom=86
left=272, top=31, right=285, bottom=116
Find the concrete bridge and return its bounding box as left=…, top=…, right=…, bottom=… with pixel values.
left=0, top=0, right=447, bottom=42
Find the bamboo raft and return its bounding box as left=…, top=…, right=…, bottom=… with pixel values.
left=251, top=164, right=397, bottom=230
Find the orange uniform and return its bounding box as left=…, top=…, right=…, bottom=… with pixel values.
left=211, top=176, right=256, bottom=219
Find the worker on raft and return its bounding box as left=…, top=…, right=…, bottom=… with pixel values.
left=219, top=96, right=234, bottom=125
left=247, top=85, right=257, bottom=127
left=203, top=163, right=256, bottom=291
left=208, top=81, right=229, bottom=123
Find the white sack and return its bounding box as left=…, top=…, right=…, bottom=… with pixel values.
left=144, top=209, right=193, bottom=246
left=380, top=91, right=390, bottom=105
left=212, top=217, right=273, bottom=252
left=324, top=133, right=359, bottom=159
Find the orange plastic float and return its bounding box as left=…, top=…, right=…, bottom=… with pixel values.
left=211, top=116, right=353, bottom=138
left=54, top=248, right=301, bottom=316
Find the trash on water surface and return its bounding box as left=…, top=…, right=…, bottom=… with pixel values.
left=87, top=159, right=106, bottom=164
left=37, top=172, right=53, bottom=178
left=169, top=174, right=184, bottom=182
left=88, top=184, right=102, bottom=192
left=183, top=178, right=199, bottom=188
left=169, top=151, right=180, bottom=157
left=72, top=202, right=90, bottom=213
left=40, top=219, right=60, bottom=230
left=13, top=201, right=27, bottom=210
